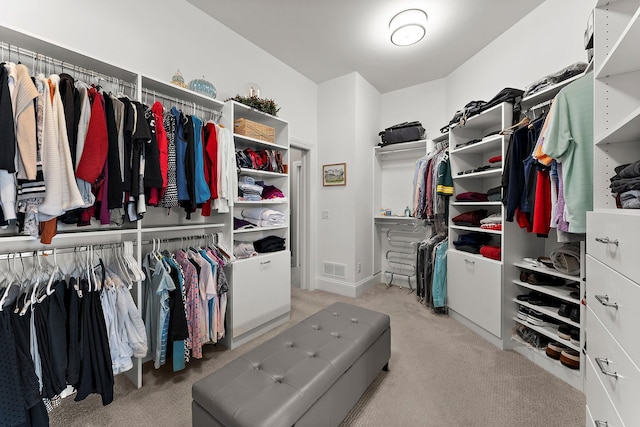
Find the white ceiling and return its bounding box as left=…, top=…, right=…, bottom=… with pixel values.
left=187, top=0, right=545, bottom=94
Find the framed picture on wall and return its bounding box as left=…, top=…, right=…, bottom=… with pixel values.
left=322, top=163, right=347, bottom=186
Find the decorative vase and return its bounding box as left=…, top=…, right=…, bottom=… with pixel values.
left=170, top=69, right=187, bottom=89
left=189, top=76, right=217, bottom=99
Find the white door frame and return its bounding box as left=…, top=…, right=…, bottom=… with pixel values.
left=289, top=139, right=312, bottom=290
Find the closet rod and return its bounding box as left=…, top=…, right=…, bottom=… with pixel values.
left=0, top=41, right=136, bottom=91
left=141, top=87, right=223, bottom=121
left=529, top=98, right=553, bottom=112
left=0, top=241, right=132, bottom=261
left=140, top=233, right=217, bottom=246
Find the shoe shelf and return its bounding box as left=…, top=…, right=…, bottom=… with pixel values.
left=452, top=169, right=501, bottom=180
left=451, top=201, right=502, bottom=206
left=512, top=279, right=579, bottom=305
left=512, top=317, right=580, bottom=352
left=513, top=262, right=582, bottom=282
left=450, top=134, right=502, bottom=155
left=510, top=334, right=582, bottom=388
left=512, top=299, right=580, bottom=329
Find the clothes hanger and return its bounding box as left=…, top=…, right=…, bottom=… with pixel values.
left=500, top=116, right=530, bottom=135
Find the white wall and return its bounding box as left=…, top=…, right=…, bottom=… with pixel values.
left=1, top=0, right=318, bottom=145
left=355, top=74, right=381, bottom=284
left=445, top=0, right=593, bottom=118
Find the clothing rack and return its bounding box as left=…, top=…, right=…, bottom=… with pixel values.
left=529, top=98, right=553, bottom=112
left=0, top=241, right=132, bottom=261
left=0, top=41, right=136, bottom=96
left=140, top=232, right=220, bottom=246
left=141, top=87, right=223, bottom=122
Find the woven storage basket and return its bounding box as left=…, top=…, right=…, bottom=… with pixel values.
left=234, top=118, right=275, bottom=143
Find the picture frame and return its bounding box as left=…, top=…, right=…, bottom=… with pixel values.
left=322, top=163, right=347, bottom=186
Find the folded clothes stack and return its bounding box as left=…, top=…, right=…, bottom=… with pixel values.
left=262, top=184, right=285, bottom=200
left=234, top=217, right=256, bottom=230
left=452, top=209, right=488, bottom=226
left=452, top=232, right=492, bottom=254
left=488, top=155, right=502, bottom=169
left=253, top=235, right=286, bottom=253
left=487, top=186, right=501, bottom=202
left=479, top=245, right=501, bottom=260
left=610, top=160, right=640, bottom=208
left=480, top=213, right=502, bottom=231
left=233, top=241, right=258, bottom=259
left=241, top=207, right=286, bottom=227
left=455, top=192, right=488, bottom=202
left=238, top=176, right=263, bottom=201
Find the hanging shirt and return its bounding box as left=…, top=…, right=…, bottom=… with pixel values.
left=541, top=73, right=594, bottom=234
left=175, top=250, right=203, bottom=359
left=192, top=116, right=211, bottom=205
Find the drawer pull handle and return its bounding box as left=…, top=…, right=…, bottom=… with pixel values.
left=260, top=260, right=272, bottom=265
left=595, top=294, right=618, bottom=309
left=595, top=357, right=618, bottom=379
left=464, top=259, right=475, bottom=265
left=594, top=421, right=609, bottom=427
left=595, top=237, right=619, bottom=246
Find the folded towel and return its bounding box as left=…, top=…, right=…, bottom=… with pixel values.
left=480, top=213, right=502, bottom=224
left=238, top=182, right=264, bottom=195
left=480, top=245, right=501, bottom=261
left=480, top=223, right=502, bottom=231
left=241, top=208, right=285, bottom=222
left=245, top=218, right=285, bottom=227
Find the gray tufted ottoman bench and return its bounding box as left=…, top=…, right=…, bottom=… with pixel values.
left=192, top=302, right=391, bottom=427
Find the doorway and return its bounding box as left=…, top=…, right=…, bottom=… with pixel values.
left=289, top=144, right=310, bottom=289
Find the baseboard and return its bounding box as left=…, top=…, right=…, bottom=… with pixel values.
left=316, top=273, right=381, bottom=298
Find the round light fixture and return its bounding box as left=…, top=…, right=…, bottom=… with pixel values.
left=389, top=9, right=428, bottom=46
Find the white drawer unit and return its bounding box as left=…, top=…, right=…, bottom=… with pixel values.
left=585, top=356, right=625, bottom=427
left=587, top=255, right=640, bottom=366
left=447, top=250, right=502, bottom=337
left=230, top=251, right=291, bottom=339
left=587, top=211, right=640, bottom=284
left=587, top=306, right=640, bottom=425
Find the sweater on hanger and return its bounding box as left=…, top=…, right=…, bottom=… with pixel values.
left=14, top=64, right=39, bottom=180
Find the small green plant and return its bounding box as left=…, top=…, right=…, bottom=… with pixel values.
left=226, top=95, right=280, bottom=116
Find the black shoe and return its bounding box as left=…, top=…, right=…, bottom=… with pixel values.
left=558, top=325, right=571, bottom=340
left=558, top=303, right=572, bottom=318
left=517, top=306, right=530, bottom=321
left=570, top=308, right=580, bottom=323
left=570, top=329, right=580, bottom=346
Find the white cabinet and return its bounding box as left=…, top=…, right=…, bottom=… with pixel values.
left=447, top=250, right=502, bottom=336
left=231, top=251, right=291, bottom=340
left=220, top=100, right=291, bottom=348
left=587, top=0, right=640, bottom=424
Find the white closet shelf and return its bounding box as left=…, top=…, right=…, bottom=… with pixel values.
left=453, top=168, right=501, bottom=180
left=595, top=0, right=624, bottom=7
left=234, top=225, right=288, bottom=234
left=452, top=201, right=502, bottom=206
left=450, top=225, right=502, bottom=235
left=592, top=207, right=640, bottom=216
left=513, top=317, right=581, bottom=352
left=232, top=251, right=287, bottom=265
left=235, top=199, right=288, bottom=205
left=234, top=133, right=288, bottom=149
left=513, top=299, right=581, bottom=329
left=450, top=135, right=502, bottom=155
left=0, top=228, right=138, bottom=243
left=141, top=75, right=224, bottom=109
left=449, top=103, right=504, bottom=131
left=374, top=140, right=427, bottom=155
left=231, top=101, right=288, bottom=127
left=521, top=73, right=585, bottom=109
left=510, top=337, right=582, bottom=388
left=141, top=223, right=225, bottom=233
left=595, top=105, right=640, bottom=145
left=513, top=262, right=582, bottom=282
left=595, top=5, right=640, bottom=78
left=239, top=168, right=288, bottom=178
left=512, top=280, right=580, bottom=305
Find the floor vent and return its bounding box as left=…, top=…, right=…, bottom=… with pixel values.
left=323, top=261, right=347, bottom=278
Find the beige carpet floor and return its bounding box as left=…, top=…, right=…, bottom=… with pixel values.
left=49, top=284, right=585, bottom=426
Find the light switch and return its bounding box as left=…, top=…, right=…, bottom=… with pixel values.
left=322, top=210, right=329, bottom=219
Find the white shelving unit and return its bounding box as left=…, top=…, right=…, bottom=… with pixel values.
left=221, top=100, right=291, bottom=349
left=586, top=1, right=640, bottom=424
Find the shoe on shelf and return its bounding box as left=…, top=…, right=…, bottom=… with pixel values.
left=527, top=310, right=559, bottom=327
left=570, top=329, right=580, bottom=346
left=570, top=307, right=580, bottom=323
left=529, top=295, right=561, bottom=308
left=558, top=303, right=575, bottom=318
left=519, top=271, right=531, bottom=282
left=517, top=306, right=531, bottom=321
left=569, top=291, right=580, bottom=300
left=558, top=325, right=571, bottom=340
left=546, top=342, right=567, bottom=360
left=560, top=348, right=580, bottom=369
left=527, top=272, right=565, bottom=286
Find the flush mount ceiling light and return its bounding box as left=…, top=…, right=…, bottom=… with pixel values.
left=389, top=9, right=428, bottom=46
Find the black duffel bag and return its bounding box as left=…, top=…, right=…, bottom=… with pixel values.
left=378, top=121, right=425, bottom=146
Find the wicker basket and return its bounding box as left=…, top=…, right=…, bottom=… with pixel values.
left=234, top=118, right=275, bottom=143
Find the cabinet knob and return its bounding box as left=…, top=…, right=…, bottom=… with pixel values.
left=594, top=421, right=609, bottom=427
left=464, top=259, right=475, bottom=265
left=595, top=237, right=619, bottom=246
left=260, top=260, right=272, bottom=265
left=594, top=294, right=618, bottom=309
left=595, top=357, right=619, bottom=379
